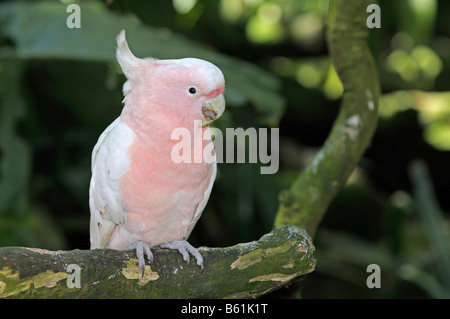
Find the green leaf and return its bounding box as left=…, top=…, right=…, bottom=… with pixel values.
left=409, top=160, right=450, bottom=296
left=0, top=0, right=285, bottom=126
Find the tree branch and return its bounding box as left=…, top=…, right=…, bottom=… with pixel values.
left=0, top=225, right=314, bottom=298
left=275, top=0, right=380, bottom=237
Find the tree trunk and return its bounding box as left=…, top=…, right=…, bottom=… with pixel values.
left=275, top=0, right=380, bottom=238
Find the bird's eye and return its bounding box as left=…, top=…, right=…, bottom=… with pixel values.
left=188, top=87, right=197, bottom=95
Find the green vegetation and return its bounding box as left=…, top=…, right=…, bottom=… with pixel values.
left=0, top=0, right=449, bottom=298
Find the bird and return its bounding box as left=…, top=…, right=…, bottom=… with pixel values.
left=89, top=30, right=225, bottom=275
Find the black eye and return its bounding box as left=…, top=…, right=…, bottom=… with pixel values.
left=189, top=87, right=197, bottom=94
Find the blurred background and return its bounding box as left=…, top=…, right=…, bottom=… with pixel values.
left=0, top=0, right=449, bottom=298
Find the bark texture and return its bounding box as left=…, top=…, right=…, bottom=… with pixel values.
left=0, top=225, right=315, bottom=298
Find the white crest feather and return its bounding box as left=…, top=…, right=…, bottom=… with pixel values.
left=116, top=30, right=143, bottom=79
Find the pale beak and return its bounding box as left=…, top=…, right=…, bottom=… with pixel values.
left=202, top=93, right=225, bottom=126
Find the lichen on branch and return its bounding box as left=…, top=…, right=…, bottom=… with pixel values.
left=0, top=225, right=315, bottom=298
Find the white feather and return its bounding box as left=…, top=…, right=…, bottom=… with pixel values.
left=89, top=118, right=134, bottom=249
left=115, top=30, right=143, bottom=80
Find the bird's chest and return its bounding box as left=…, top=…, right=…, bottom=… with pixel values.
left=118, top=136, right=213, bottom=241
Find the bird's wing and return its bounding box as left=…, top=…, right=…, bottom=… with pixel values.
left=89, top=118, right=134, bottom=249
left=183, top=158, right=217, bottom=240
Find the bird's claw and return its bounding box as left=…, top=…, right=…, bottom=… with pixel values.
left=160, top=240, right=204, bottom=271
left=134, top=242, right=153, bottom=277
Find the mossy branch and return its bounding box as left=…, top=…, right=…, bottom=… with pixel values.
left=0, top=225, right=314, bottom=298
left=275, top=0, right=380, bottom=237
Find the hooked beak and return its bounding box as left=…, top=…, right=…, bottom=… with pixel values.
left=202, top=93, right=225, bottom=126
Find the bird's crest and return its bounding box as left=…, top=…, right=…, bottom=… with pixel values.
left=116, top=30, right=144, bottom=79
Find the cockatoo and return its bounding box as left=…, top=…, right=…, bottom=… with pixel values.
left=89, top=30, right=225, bottom=274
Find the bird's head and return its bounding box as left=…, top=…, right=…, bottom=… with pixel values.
left=116, top=30, right=225, bottom=128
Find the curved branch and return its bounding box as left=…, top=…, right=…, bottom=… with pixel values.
left=0, top=225, right=314, bottom=298
left=275, top=0, right=380, bottom=237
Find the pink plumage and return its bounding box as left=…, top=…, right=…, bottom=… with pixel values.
left=89, top=30, right=225, bottom=273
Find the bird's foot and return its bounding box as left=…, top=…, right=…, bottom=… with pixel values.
left=160, top=240, right=204, bottom=271
left=133, top=241, right=153, bottom=277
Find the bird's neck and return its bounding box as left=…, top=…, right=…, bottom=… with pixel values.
left=120, top=101, right=211, bottom=153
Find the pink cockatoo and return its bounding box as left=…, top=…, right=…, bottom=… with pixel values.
left=89, top=30, right=225, bottom=274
